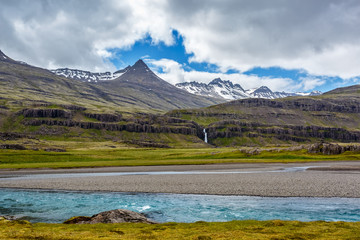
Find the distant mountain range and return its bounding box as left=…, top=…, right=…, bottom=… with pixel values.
left=52, top=67, right=322, bottom=100
left=175, top=78, right=322, bottom=100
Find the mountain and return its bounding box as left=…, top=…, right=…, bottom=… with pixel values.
left=176, top=78, right=249, bottom=100
left=176, top=78, right=322, bottom=100
left=2, top=49, right=359, bottom=148
left=51, top=66, right=131, bottom=83
left=0, top=50, right=223, bottom=112
left=168, top=84, right=360, bottom=146
left=0, top=50, right=225, bottom=148
left=0, top=50, right=115, bottom=112
left=96, top=60, right=223, bottom=110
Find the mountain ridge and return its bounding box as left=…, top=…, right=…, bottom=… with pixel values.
left=51, top=66, right=131, bottom=82
left=0, top=50, right=223, bottom=112
left=176, top=78, right=322, bottom=100
left=51, top=62, right=322, bottom=101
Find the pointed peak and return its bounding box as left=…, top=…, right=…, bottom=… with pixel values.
left=209, top=78, right=224, bottom=84
left=125, top=59, right=154, bottom=75
left=133, top=59, right=148, bottom=68
left=209, top=78, right=236, bottom=88
left=0, top=50, right=9, bottom=60
left=255, top=86, right=272, bottom=92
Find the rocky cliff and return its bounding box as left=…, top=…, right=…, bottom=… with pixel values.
left=206, top=121, right=360, bottom=144
left=14, top=107, right=205, bottom=147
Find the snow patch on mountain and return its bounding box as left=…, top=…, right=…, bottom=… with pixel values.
left=176, top=78, right=322, bottom=100
left=51, top=66, right=131, bottom=82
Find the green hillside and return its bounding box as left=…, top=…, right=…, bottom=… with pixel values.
left=168, top=85, right=360, bottom=146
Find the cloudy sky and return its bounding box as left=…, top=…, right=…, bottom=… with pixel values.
left=1, top=0, right=360, bottom=92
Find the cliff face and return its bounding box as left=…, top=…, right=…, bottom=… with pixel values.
left=14, top=107, right=205, bottom=147
left=22, top=119, right=201, bottom=136
left=21, top=109, right=72, bottom=118
left=206, top=121, right=360, bottom=144
left=223, top=98, right=360, bottom=113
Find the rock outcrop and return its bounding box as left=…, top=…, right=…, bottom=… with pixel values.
left=64, top=209, right=156, bottom=224
left=22, top=118, right=203, bottom=137
left=0, top=144, right=26, bottom=150
left=0, top=132, right=28, bottom=140
left=206, top=121, right=360, bottom=143
left=84, top=113, right=122, bottom=122
left=223, top=98, right=360, bottom=113
left=20, top=109, right=71, bottom=118
left=308, top=142, right=360, bottom=155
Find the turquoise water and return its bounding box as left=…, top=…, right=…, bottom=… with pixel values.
left=1, top=188, right=360, bottom=223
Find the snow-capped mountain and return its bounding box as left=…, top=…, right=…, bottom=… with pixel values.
left=176, top=78, right=249, bottom=100
left=51, top=66, right=131, bottom=83
left=176, top=78, right=322, bottom=100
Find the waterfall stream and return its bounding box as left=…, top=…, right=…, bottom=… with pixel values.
left=203, top=129, right=208, bottom=143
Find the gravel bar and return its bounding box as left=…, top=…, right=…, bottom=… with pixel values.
left=1, top=162, right=360, bottom=197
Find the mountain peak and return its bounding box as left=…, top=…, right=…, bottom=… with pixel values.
left=125, top=59, right=154, bottom=76
left=0, top=50, right=9, bottom=61
left=132, top=59, right=149, bottom=69
left=209, top=78, right=223, bottom=84
left=255, top=86, right=272, bottom=92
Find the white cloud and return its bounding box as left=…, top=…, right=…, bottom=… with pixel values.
left=165, top=0, right=360, bottom=79
left=295, top=77, right=327, bottom=91
left=1, top=0, right=360, bottom=81
left=148, top=58, right=298, bottom=92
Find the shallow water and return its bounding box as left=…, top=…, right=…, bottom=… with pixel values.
left=1, top=188, right=360, bottom=223
left=0, top=166, right=315, bottom=180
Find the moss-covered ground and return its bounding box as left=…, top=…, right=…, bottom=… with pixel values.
left=1, top=219, right=360, bottom=240
left=1, top=142, right=360, bottom=169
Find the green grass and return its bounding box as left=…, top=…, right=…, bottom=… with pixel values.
left=1, top=146, right=360, bottom=169
left=1, top=219, right=360, bottom=239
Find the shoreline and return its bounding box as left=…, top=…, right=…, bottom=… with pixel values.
left=2, top=186, right=360, bottom=199
left=1, top=161, right=360, bottom=198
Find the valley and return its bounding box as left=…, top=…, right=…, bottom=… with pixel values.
left=1, top=49, right=359, bottom=150
left=2, top=1, right=360, bottom=239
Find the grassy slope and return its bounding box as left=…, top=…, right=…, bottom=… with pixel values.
left=1, top=219, right=360, bottom=240
left=0, top=56, right=223, bottom=113
left=0, top=60, right=161, bottom=114
left=1, top=145, right=360, bottom=169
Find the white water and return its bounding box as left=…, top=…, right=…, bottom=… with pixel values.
left=203, top=128, right=208, bottom=143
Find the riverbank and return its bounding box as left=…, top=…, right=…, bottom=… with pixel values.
left=1, top=218, right=360, bottom=240
left=1, top=162, right=360, bottom=197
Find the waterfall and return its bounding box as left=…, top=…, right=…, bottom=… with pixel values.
left=203, top=129, right=208, bottom=143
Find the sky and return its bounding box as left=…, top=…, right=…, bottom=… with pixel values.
left=1, top=0, right=360, bottom=93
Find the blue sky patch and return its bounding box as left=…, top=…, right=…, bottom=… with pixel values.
left=106, top=30, right=356, bottom=92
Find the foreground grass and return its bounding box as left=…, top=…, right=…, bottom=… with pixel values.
left=1, top=146, right=360, bottom=169
left=1, top=219, right=360, bottom=240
